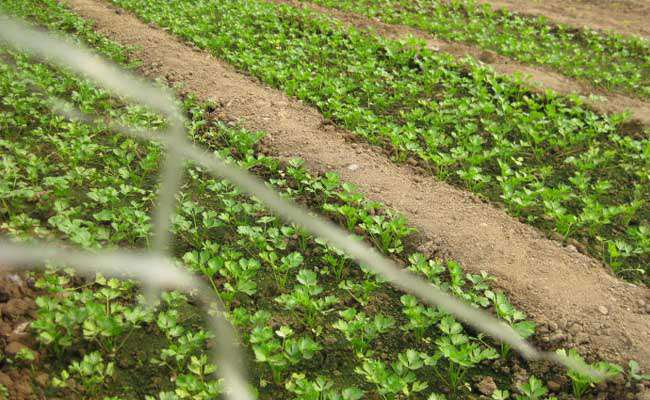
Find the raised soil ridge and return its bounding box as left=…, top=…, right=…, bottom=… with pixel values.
left=476, top=0, right=650, bottom=39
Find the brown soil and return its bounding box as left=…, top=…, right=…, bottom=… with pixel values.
left=476, top=0, right=650, bottom=39
left=0, top=271, right=44, bottom=400
left=273, top=0, right=650, bottom=126
left=63, top=0, right=650, bottom=370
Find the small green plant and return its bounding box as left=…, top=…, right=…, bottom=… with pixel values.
left=355, top=354, right=429, bottom=399
left=629, top=360, right=650, bottom=381
left=332, top=307, right=395, bottom=355
left=172, top=355, right=223, bottom=400
left=556, top=349, right=622, bottom=399
left=154, top=329, right=213, bottom=372
left=276, top=269, right=339, bottom=328
left=492, top=389, right=510, bottom=399
left=318, top=240, right=350, bottom=280
left=219, top=257, right=261, bottom=302
left=407, top=253, right=445, bottom=285
left=52, top=352, right=115, bottom=396
left=338, top=279, right=378, bottom=306
left=515, top=376, right=547, bottom=400
left=145, top=393, right=180, bottom=400
left=251, top=324, right=322, bottom=384
left=435, top=316, right=499, bottom=395
left=400, top=294, right=442, bottom=340
left=486, top=290, right=535, bottom=357
left=285, top=373, right=364, bottom=400
left=15, top=347, right=36, bottom=363
left=260, top=250, right=304, bottom=291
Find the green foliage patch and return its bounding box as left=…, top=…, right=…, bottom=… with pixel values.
left=107, top=0, right=650, bottom=282
left=301, top=0, right=650, bottom=98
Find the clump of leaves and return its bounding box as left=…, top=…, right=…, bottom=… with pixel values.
left=32, top=273, right=153, bottom=357
left=285, top=373, right=364, bottom=400
left=355, top=351, right=430, bottom=399
left=556, top=349, right=622, bottom=399
left=52, top=352, right=115, bottom=396
left=251, top=324, right=322, bottom=384
left=333, top=307, right=395, bottom=356
left=629, top=360, right=650, bottom=382
left=275, top=269, right=339, bottom=329
left=435, top=316, right=499, bottom=394
left=486, top=290, right=536, bottom=357
left=515, top=376, right=551, bottom=400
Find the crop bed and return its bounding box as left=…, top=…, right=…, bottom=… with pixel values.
left=298, top=0, right=650, bottom=98
left=97, top=0, right=650, bottom=283
left=0, top=0, right=649, bottom=399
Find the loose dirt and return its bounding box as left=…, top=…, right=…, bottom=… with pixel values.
left=272, top=0, right=650, bottom=126
left=476, top=0, right=650, bottom=39
left=64, top=0, right=650, bottom=369
left=0, top=271, right=44, bottom=400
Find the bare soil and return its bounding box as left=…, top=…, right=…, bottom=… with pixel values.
left=476, top=0, right=650, bottom=39
left=273, top=0, right=650, bottom=126
left=0, top=271, right=45, bottom=400
left=63, top=0, right=650, bottom=370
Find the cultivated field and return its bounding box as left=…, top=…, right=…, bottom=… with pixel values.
left=0, top=0, right=648, bottom=399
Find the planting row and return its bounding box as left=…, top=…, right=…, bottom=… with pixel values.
left=300, top=0, right=650, bottom=98
left=0, top=1, right=645, bottom=399
left=105, top=0, right=650, bottom=282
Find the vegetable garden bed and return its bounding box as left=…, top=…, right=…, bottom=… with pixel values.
left=0, top=0, right=648, bottom=399
left=103, top=0, right=650, bottom=283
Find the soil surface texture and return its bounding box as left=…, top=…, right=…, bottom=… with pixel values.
left=0, top=271, right=44, bottom=400
left=477, top=0, right=650, bottom=39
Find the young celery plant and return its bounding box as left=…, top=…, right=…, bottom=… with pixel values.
left=174, top=354, right=224, bottom=400
left=181, top=247, right=222, bottom=295
left=338, top=279, right=379, bottom=307
left=51, top=352, right=115, bottom=396
left=211, top=257, right=261, bottom=304
left=154, top=330, right=213, bottom=373
left=407, top=253, right=445, bottom=286
left=315, top=238, right=350, bottom=280
left=250, top=325, right=322, bottom=384
left=400, top=294, right=442, bottom=341
left=629, top=360, right=650, bottom=382
left=260, top=250, right=304, bottom=291
left=285, top=373, right=364, bottom=400
left=332, top=307, right=395, bottom=356
left=485, top=290, right=535, bottom=358
left=556, top=349, right=622, bottom=399
left=515, top=376, right=554, bottom=400
left=354, top=351, right=429, bottom=399
left=275, top=269, right=339, bottom=330
left=435, top=316, right=499, bottom=396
